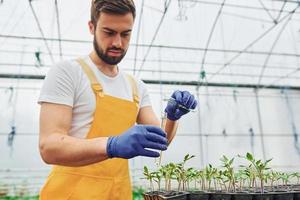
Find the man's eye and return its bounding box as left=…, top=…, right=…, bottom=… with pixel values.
left=121, top=33, right=130, bottom=37
left=105, top=32, right=114, bottom=36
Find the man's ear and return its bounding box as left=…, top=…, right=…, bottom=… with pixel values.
left=88, top=21, right=95, bottom=35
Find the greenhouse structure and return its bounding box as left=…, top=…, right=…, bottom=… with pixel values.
left=0, top=0, right=300, bottom=199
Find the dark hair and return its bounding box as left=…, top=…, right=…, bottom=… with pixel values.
left=91, top=0, right=136, bottom=26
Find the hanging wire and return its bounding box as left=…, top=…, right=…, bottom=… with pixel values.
left=7, top=126, right=16, bottom=148
left=222, top=11, right=274, bottom=23
left=259, top=68, right=300, bottom=90
left=54, top=0, right=63, bottom=60
left=28, top=0, right=55, bottom=63
left=196, top=0, right=227, bottom=115
left=257, top=9, right=296, bottom=86
left=7, top=45, right=26, bottom=156
left=233, top=88, right=256, bottom=154
left=143, top=4, right=164, bottom=13
left=0, top=5, right=29, bottom=47
left=34, top=48, right=42, bottom=67
left=282, top=88, right=300, bottom=155
left=1, top=34, right=300, bottom=58
left=0, top=0, right=20, bottom=36
left=158, top=47, right=164, bottom=117
left=207, top=5, right=300, bottom=83
left=254, top=89, right=266, bottom=161
left=275, top=0, right=288, bottom=22
left=182, top=0, right=300, bottom=14
left=257, top=0, right=278, bottom=23
left=136, top=0, right=172, bottom=77
left=199, top=0, right=226, bottom=83
left=1, top=56, right=300, bottom=72
left=257, top=10, right=300, bottom=89
left=133, top=0, right=145, bottom=75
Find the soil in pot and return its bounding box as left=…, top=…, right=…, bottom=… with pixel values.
left=186, top=190, right=209, bottom=200
left=143, top=191, right=165, bottom=200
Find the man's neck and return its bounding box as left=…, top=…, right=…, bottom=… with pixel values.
left=89, top=51, right=119, bottom=77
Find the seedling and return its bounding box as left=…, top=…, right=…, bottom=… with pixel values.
left=143, top=166, right=155, bottom=191
left=220, top=155, right=236, bottom=192
left=239, top=152, right=272, bottom=193
left=204, top=164, right=218, bottom=191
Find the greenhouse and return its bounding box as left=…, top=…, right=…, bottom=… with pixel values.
left=0, top=0, right=300, bottom=199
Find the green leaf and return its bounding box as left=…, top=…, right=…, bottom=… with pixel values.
left=184, top=154, right=189, bottom=161
left=246, top=152, right=253, bottom=161
left=256, top=160, right=261, bottom=166
left=229, top=158, right=234, bottom=165
left=265, top=158, right=273, bottom=164
left=144, top=166, right=149, bottom=173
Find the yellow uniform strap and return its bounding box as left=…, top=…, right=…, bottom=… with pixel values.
left=77, top=58, right=104, bottom=97
left=126, top=74, right=140, bottom=106
left=77, top=58, right=139, bottom=104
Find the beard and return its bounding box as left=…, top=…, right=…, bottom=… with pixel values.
left=93, top=35, right=126, bottom=65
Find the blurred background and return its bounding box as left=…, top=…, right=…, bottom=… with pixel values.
left=0, top=0, right=300, bottom=198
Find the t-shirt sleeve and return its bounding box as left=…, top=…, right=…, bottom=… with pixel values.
left=38, top=61, right=76, bottom=107
left=137, top=79, right=152, bottom=108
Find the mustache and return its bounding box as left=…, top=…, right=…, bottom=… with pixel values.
left=107, top=47, right=124, bottom=52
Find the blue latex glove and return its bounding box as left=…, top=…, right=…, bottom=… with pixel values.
left=165, top=90, right=198, bottom=121
left=106, top=125, right=168, bottom=159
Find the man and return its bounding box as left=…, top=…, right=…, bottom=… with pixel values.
left=38, top=0, right=197, bottom=199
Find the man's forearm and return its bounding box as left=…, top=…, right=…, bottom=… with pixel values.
left=164, top=119, right=179, bottom=144
left=39, top=134, right=109, bottom=167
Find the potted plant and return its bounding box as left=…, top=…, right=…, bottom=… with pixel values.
left=143, top=166, right=164, bottom=199
left=143, top=153, right=300, bottom=200
left=143, top=160, right=189, bottom=199
left=238, top=153, right=273, bottom=200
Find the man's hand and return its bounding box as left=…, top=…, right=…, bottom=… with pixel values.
left=106, top=125, right=168, bottom=159
left=165, top=90, right=198, bottom=121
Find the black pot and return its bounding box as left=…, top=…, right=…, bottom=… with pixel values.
left=231, top=192, right=252, bottom=200
left=294, top=191, right=300, bottom=200
left=158, top=191, right=188, bottom=200
left=186, top=191, right=209, bottom=200
left=251, top=192, right=274, bottom=200
left=210, top=192, right=232, bottom=200
left=272, top=191, right=294, bottom=200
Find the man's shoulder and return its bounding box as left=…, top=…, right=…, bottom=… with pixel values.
left=49, top=58, right=83, bottom=75
left=54, top=58, right=80, bottom=69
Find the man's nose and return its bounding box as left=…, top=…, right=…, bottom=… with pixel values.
left=112, top=34, right=122, bottom=48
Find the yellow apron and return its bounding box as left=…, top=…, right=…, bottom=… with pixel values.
left=40, top=58, right=139, bottom=200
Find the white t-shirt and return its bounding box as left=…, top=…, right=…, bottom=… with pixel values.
left=38, top=56, right=151, bottom=138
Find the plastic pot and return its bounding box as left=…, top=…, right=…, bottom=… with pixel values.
left=251, top=192, right=274, bottom=200
left=210, top=192, right=232, bottom=200
left=186, top=191, right=209, bottom=200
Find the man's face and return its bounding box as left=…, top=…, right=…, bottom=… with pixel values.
left=90, top=12, right=134, bottom=65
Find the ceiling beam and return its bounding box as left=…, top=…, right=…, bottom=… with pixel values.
left=0, top=34, right=300, bottom=57
left=1, top=73, right=299, bottom=90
